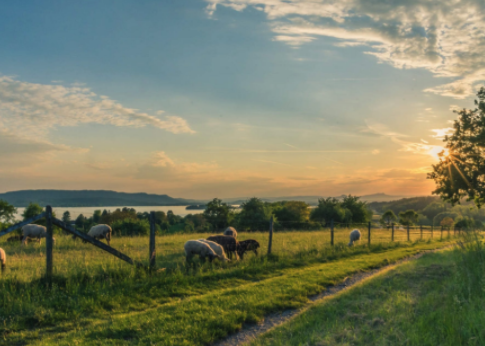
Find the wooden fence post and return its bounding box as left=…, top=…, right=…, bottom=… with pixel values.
left=391, top=223, right=394, bottom=242
left=45, top=205, right=53, bottom=278
left=407, top=224, right=410, bottom=242
left=420, top=225, right=423, bottom=240
left=149, top=211, right=156, bottom=270
left=267, top=216, right=274, bottom=255
left=441, top=225, right=443, bottom=240
left=330, top=219, right=334, bottom=246
left=448, top=226, right=450, bottom=238
left=431, top=225, right=433, bottom=239
left=368, top=222, right=371, bottom=246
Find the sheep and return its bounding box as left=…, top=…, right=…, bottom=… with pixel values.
left=85, top=224, right=112, bottom=246
left=7, top=235, right=23, bottom=243
left=223, top=227, right=237, bottom=238
left=198, top=239, right=230, bottom=262
left=348, top=229, right=361, bottom=246
left=0, top=248, right=5, bottom=273
left=237, top=239, right=260, bottom=259
left=207, top=235, right=240, bottom=260
left=184, top=240, right=220, bottom=263
left=21, top=224, right=56, bottom=246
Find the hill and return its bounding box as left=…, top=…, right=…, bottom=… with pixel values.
left=0, top=190, right=202, bottom=207
left=224, top=193, right=405, bottom=206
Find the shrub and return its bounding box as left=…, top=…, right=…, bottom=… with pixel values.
left=111, top=218, right=150, bottom=236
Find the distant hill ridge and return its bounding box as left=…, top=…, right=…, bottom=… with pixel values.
left=0, top=190, right=202, bottom=207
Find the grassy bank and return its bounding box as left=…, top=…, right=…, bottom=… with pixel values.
left=0, top=236, right=457, bottom=345
left=251, top=234, right=485, bottom=346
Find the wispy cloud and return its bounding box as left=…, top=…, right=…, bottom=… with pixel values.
left=431, top=127, right=454, bottom=139
left=207, top=0, right=485, bottom=99
left=0, top=75, right=195, bottom=141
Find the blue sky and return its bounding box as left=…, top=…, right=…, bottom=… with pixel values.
left=0, top=0, right=482, bottom=198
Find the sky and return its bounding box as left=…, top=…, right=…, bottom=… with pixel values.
left=0, top=0, right=483, bottom=199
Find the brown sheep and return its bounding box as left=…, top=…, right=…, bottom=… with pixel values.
left=207, top=235, right=240, bottom=260
left=237, top=239, right=260, bottom=259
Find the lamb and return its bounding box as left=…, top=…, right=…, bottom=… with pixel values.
left=348, top=229, right=361, bottom=246
left=207, top=235, right=240, bottom=260
left=85, top=224, right=112, bottom=246
left=223, top=227, right=237, bottom=238
left=198, top=239, right=230, bottom=262
left=0, top=248, right=5, bottom=273
left=184, top=240, right=220, bottom=263
left=237, top=239, right=260, bottom=259
left=21, top=224, right=56, bottom=246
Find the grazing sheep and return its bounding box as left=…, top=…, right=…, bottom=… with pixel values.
left=207, top=235, right=240, bottom=260
left=85, top=224, right=112, bottom=246
left=21, top=224, right=56, bottom=246
left=198, top=239, right=230, bottom=262
left=223, top=227, right=237, bottom=238
left=237, top=239, right=260, bottom=259
left=7, top=235, right=23, bottom=243
left=0, top=248, right=5, bottom=273
left=184, top=240, right=220, bottom=263
left=348, top=229, right=361, bottom=246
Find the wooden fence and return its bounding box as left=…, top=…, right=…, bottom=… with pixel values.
left=0, top=206, right=161, bottom=277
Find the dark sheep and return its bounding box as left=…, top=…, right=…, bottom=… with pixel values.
left=207, top=235, right=240, bottom=260
left=237, top=239, right=260, bottom=259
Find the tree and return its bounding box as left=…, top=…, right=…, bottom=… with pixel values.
left=428, top=88, right=485, bottom=207
left=398, top=209, right=419, bottom=226
left=341, top=195, right=371, bottom=223
left=0, top=200, right=16, bottom=223
left=75, top=214, right=86, bottom=231
left=273, top=201, right=310, bottom=229
left=203, top=198, right=232, bottom=231
left=440, top=217, right=454, bottom=228
left=62, top=211, right=71, bottom=224
left=22, top=203, right=43, bottom=220
left=236, top=197, right=272, bottom=232
left=93, top=210, right=102, bottom=223
left=380, top=210, right=397, bottom=227
left=310, top=197, right=346, bottom=226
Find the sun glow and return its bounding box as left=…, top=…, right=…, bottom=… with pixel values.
left=429, top=146, right=449, bottom=160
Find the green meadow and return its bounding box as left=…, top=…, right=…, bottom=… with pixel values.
left=0, top=230, right=458, bottom=345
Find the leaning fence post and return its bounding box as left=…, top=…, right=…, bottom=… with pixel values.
left=330, top=219, right=334, bottom=246
left=267, top=216, right=274, bottom=255
left=420, top=225, right=423, bottom=240
left=45, top=205, right=53, bottom=278
left=391, top=223, right=394, bottom=242
left=149, top=211, right=156, bottom=270
left=368, top=222, right=371, bottom=246
left=407, top=224, right=410, bottom=241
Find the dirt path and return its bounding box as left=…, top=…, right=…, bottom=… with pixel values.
left=214, top=247, right=453, bottom=346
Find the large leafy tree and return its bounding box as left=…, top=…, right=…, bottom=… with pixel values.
left=0, top=200, right=16, bottom=224
left=203, top=198, right=232, bottom=231
left=399, top=210, right=419, bottom=226
left=310, top=197, right=346, bottom=226
left=428, top=88, right=485, bottom=207
left=380, top=210, right=397, bottom=227
left=236, top=197, right=272, bottom=232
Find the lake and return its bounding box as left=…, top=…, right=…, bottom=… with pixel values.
left=14, top=205, right=198, bottom=221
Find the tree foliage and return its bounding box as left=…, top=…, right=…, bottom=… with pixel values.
left=398, top=210, right=419, bottom=226
left=236, top=197, right=272, bottom=232
left=310, top=195, right=370, bottom=226
left=428, top=88, right=485, bottom=207
left=0, top=199, right=16, bottom=223
left=380, top=210, right=397, bottom=227
left=203, top=198, right=232, bottom=231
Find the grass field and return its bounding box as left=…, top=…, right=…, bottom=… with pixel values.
left=250, top=235, right=485, bottom=346
left=0, top=229, right=460, bottom=345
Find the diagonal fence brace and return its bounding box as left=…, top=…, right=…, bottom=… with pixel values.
left=0, top=212, right=47, bottom=238
left=52, top=218, right=144, bottom=268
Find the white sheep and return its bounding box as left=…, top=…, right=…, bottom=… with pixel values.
left=0, top=248, right=5, bottom=273
left=86, top=224, right=112, bottom=246
left=198, top=239, right=230, bottom=261
left=184, top=240, right=220, bottom=263
left=21, top=224, right=56, bottom=246
left=348, top=229, right=361, bottom=246
left=223, top=227, right=237, bottom=238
